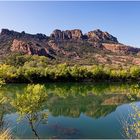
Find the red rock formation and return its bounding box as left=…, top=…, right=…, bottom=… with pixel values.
left=70, top=29, right=83, bottom=39
left=11, top=39, right=32, bottom=54
left=102, top=43, right=140, bottom=54
left=87, top=29, right=118, bottom=43
left=50, top=29, right=83, bottom=40
left=11, top=39, right=49, bottom=56
left=1, top=28, right=140, bottom=65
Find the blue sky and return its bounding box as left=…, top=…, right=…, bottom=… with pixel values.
left=0, top=1, right=140, bottom=47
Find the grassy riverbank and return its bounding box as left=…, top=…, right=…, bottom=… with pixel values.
left=1, top=54, right=140, bottom=83
left=1, top=63, right=140, bottom=83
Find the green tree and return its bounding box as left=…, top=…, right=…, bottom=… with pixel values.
left=11, top=84, right=48, bottom=138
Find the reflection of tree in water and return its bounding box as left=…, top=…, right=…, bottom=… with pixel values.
left=12, top=84, right=48, bottom=139
left=1, top=82, right=140, bottom=138
left=0, top=79, right=13, bottom=139
left=121, top=103, right=140, bottom=139
left=44, top=82, right=140, bottom=97
left=9, top=82, right=140, bottom=120
left=0, top=90, right=12, bottom=131
left=3, top=82, right=140, bottom=99
left=0, top=96, right=6, bottom=130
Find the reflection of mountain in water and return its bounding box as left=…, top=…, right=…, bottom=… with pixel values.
left=1, top=82, right=140, bottom=139
left=47, top=93, right=130, bottom=119
left=0, top=82, right=139, bottom=120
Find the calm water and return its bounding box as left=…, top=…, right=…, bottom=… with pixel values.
left=0, top=83, right=140, bottom=139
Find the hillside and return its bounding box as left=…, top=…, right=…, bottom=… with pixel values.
left=0, top=28, right=140, bottom=66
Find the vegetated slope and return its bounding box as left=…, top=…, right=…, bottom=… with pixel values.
left=0, top=28, right=140, bottom=66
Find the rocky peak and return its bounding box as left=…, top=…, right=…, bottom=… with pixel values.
left=50, top=28, right=118, bottom=43
left=0, top=29, right=20, bottom=36
left=35, top=33, right=47, bottom=40
left=50, top=29, right=63, bottom=40
left=69, top=29, right=83, bottom=39
left=1, top=29, right=10, bottom=35
left=63, top=30, right=72, bottom=39
left=1, top=28, right=118, bottom=43
left=0, top=28, right=48, bottom=40
left=50, top=29, right=83, bottom=40
left=87, top=29, right=118, bottom=43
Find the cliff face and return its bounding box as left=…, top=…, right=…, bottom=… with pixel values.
left=102, top=43, right=140, bottom=54
left=0, top=28, right=140, bottom=65
left=50, top=29, right=118, bottom=43
left=50, top=29, right=83, bottom=40
left=87, top=29, right=118, bottom=43
left=11, top=39, right=50, bottom=56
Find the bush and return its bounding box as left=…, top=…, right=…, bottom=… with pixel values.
left=1, top=61, right=140, bottom=82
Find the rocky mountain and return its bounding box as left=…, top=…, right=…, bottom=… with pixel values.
left=0, top=28, right=140, bottom=65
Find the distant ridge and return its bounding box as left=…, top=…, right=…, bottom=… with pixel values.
left=0, top=28, right=140, bottom=65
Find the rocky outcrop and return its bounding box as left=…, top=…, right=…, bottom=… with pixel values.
left=0, top=29, right=22, bottom=37
left=102, top=43, right=140, bottom=54
left=70, top=29, right=83, bottom=39
left=11, top=39, right=52, bottom=57
left=11, top=39, right=31, bottom=54
left=50, top=29, right=63, bottom=40
left=50, top=29, right=83, bottom=40
left=0, top=28, right=48, bottom=40
left=87, top=29, right=118, bottom=43
left=50, top=29, right=118, bottom=42
left=1, top=29, right=12, bottom=36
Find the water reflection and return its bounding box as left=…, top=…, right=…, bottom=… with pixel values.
left=0, top=91, right=12, bottom=131
left=121, top=102, right=140, bottom=139
left=0, top=82, right=140, bottom=138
